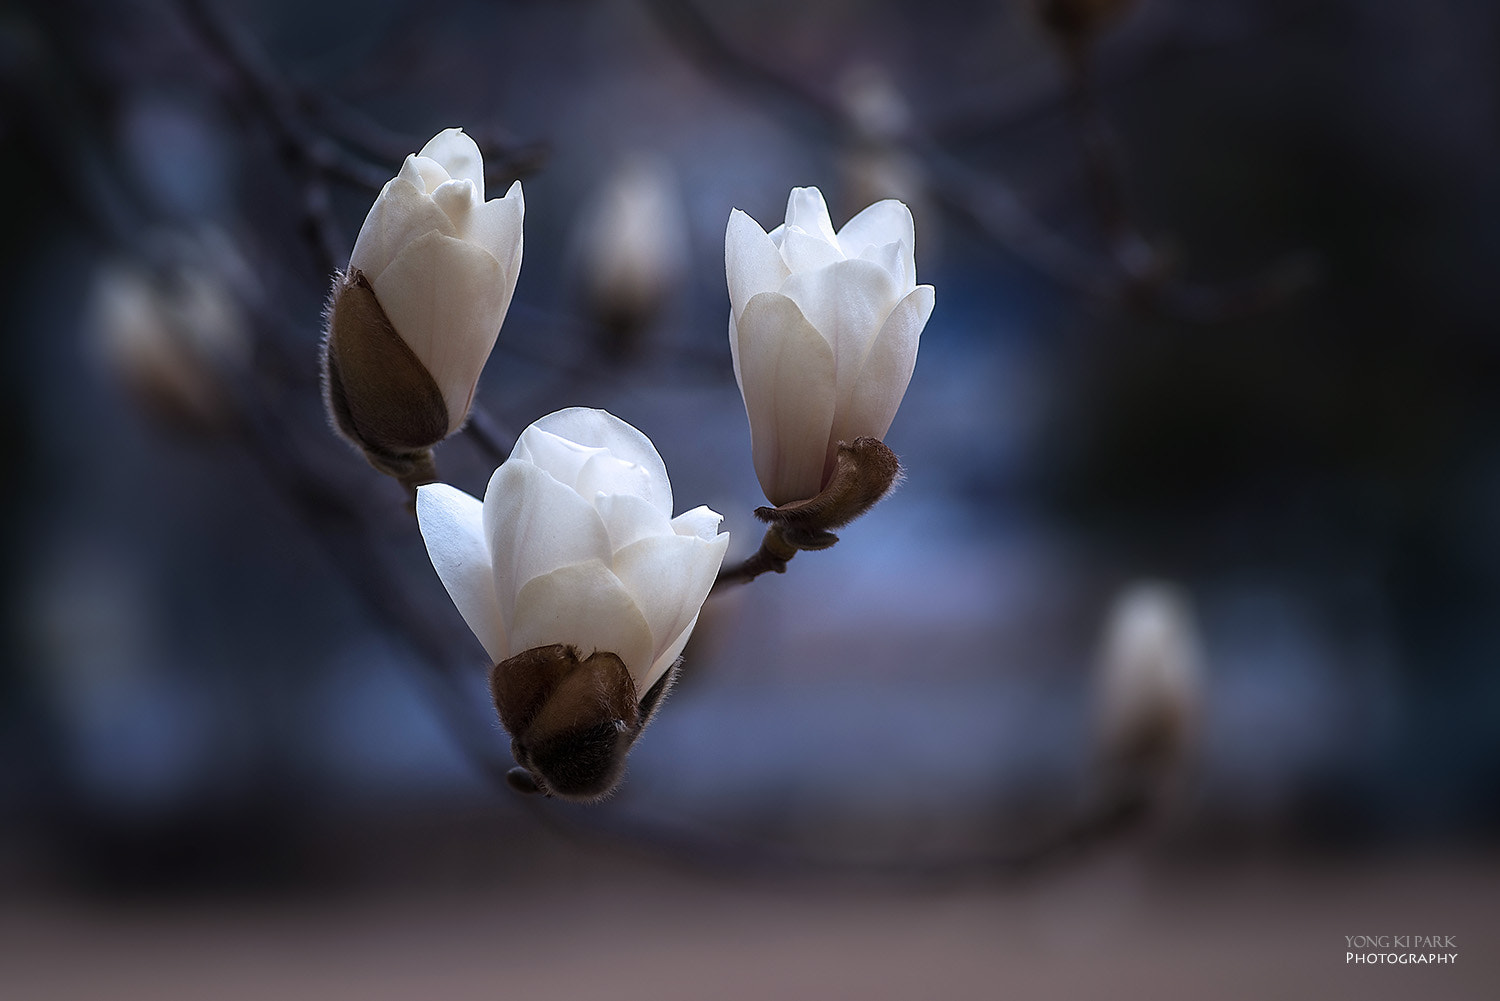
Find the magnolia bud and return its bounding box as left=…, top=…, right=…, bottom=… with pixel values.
left=416, top=408, right=730, bottom=799
left=89, top=231, right=251, bottom=432
left=726, top=186, right=934, bottom=507
left=1094, top=581, right=1203, bottom=777
left=574, top=153, right=686, bottom=359
left=323, top=128, right=524, bottom=478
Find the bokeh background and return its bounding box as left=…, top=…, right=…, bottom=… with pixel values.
left=3, top=0, right=1498, bottom=997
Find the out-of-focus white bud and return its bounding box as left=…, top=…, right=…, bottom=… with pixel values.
left=417, top=407, right=729, bottom=694
left=726, top=186, right=935, bottom=507
left=1094, top=581, right=1203, bottom=772
left=837, top=64, right=934, bottom=258
left=575, top=153, right=686, bottom=356
left=324, top=128, right=523, bottom=470
left=90, top=231, right=251, bottom=430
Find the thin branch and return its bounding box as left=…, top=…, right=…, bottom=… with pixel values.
left=640, top=0, right=1314, bottom=322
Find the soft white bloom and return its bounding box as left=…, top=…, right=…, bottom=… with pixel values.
left=576, top=153, right=686, bottom=335
left=348, top=127, right=524, bottom=432
left=1095, top=581, right=1203, bottom=763
left=91, top=233, right=250, bottom=428
left=726, top=186, right=934, bottom=506
left=416, top=408, right=729, bottom=694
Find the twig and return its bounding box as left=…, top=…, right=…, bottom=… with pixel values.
left=640, top=0, right=1314, bottom=322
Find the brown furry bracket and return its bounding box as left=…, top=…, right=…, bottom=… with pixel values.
left=754, top=437, right=902, bottom=548
left=491, top=644, right=677, bottom=802
left=322, top=269, right=447, bottom=491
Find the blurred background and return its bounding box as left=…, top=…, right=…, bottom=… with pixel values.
left=2, top=0, right=1498, bottom=996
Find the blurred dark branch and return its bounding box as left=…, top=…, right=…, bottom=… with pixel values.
left=173, top=0, right=350, bottom=273
left=640, top=0, right=843, bottom=128
left=228, top=334, right=519, bottom=789
left=640, top=0, right=1316, bottom=322
left=172, top=0, right=546, bottom=275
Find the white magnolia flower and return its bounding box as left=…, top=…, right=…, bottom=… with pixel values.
left=348, top=127, right=524, bottom=433
left=726, top=186, right=934, bottom=506
left=416, top=408, right=729, bottom=695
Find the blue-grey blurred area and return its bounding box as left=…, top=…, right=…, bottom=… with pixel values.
left=3, top=0, right=1499, bottom=995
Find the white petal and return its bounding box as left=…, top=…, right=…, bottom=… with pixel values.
left=399, top=153, right=451, bottom=193
left=836, top=198, right=914, bottom=262
left=347, top=175, right=458, bottom=283
left=830, top=283, right=933, bottom=446
left=780, top=228, right=846, bottom=273
left=670, top=505, right=724, bottom=542
left=735, top=291, right=838, bottom=506
left=780, top=257, right=903, bottom=357
left=784, top=186, right=839, bottom=246
left=531, top=409, right=673, bottom=517
left=467, top=181, right=524, bottom=278
left=725, top=208, right=791, bottom=321
left=729, top=312, right=743, bottom=394
left=483, top=459, right=612, bottom=635
left=779, top=258, right=904, bottom=435
left=510, top=560, right=656, bottom=686
left=415, top=483, right=507, bottom=663
left=577, top=450, right=654, bottom=504
left=596, top=493, right=675, bottom=552
left=612, top=530, right=729, bottom=688
left=858, top=239, right=914, bottom=292
left=418, top=128, right=484, bottom=193
left=643, top=611, right=699, bottom=696
left=511, top=427, right=602, bottom=491
left=372, top=231, right=508, bottom=431
left=431, top=178, right=480, bottom=232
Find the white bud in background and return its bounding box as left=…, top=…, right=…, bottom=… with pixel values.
left=836, top=63, right=932, bottom=240
left=90, top=229, right=252, bottom=430
left=726, top=186, right=935, bottom=506
left=416, top=407, right=729, bottom=696
left=575, top=153, right=686, bottom=356
left=324, top=128, right=523, bottom=464
left=1094, top=580, right=1204, bottom=772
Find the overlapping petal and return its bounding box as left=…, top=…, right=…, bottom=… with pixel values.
left=830, top=284, right=933, bottom=449
left=613, top=530, right=728, bottom=692
left=418, top=128, right=484, bottom=191
left=836, top=199, right=914, bottom=265
left=483, top=460, right=611, bottom=634
left=531, top=407, right=673, bottom=517
left=415, top=483, right=506, bottom=663
left=373, top=231, right=507, bottom=430
left=510, top=561, right=656, bottom=683
left=735, top=291, right=838, bottom=506
left=348, top=175, right=458, bottom=283
left=725, top=209, right=791, bottom=321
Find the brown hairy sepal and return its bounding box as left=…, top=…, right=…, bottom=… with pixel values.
left=322, top=269, right=448, bottom=486
left=755, top=436, right=902, bottom=549
left=491, top=644, right=677, bottom=802
left=714, top=437, right=902, bottom=585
